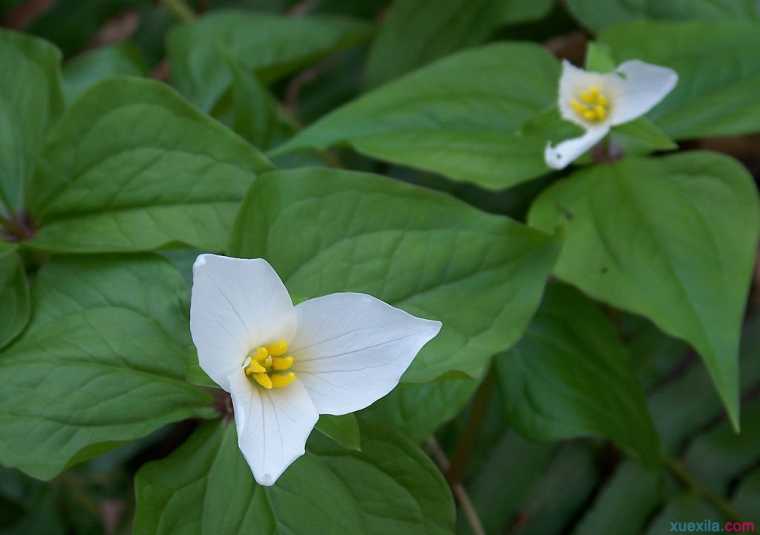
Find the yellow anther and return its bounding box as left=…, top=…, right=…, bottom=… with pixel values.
left=571, top=85, right=610, bottom=124
left=253, top=373, right=273, bottom=389
left=251, top=346, right=269, bottom=362
left=580, top=86, right=599, bottom=103
left=570, top=99, right=586, bottom=116
left=271, top=372, right=296, bottom=389
left=244, top=358, right=267, bottom=376
left=266, top=340, right=289, bottom=357
left=271, top=356, right=294, bottom=371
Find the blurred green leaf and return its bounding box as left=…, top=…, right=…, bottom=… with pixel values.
left=365, top=0, right=553, bottom=87
left=645, top=495, right=719, bottom=534
left=601, top=21, right=760, bottom=139
left=230, top=167, right=559, bottom=383
left=0, top=255, right=215, bottom=480
left=529, top=152, right=760, bottom=429
left=0, top=29, right=62, bottom=215
left=277, top=43, right=565, bottom=190
left=610, top=118, right=678, bottom=157
left=134, top=421, right=454, bottom=535
left=511, top=444, right=599, bottom=535
left=27, top=77, right=270, bottom=253
left=27, top=0, right=146, bottom=57
left=0, top=246, right=29, bottom=350
left=167, top=11, right=372, bottom=111
left=567, top=0, right=759, bottom=32
left=361, top=377, right=478, bottom=442
left=460, top=431, right=554, bottom=534
left=684, top=400, right=760, bottom=495
left=584, top=41, right=615, bottom=72
left=733, top=469, right=760, bottom=522
left=62, top=43, right=146, bottom=106
left=315, top=414, right=361, bottom=451
left=498, top=284, right=660, bottom=464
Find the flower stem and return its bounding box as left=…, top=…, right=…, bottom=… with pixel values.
left=427, top=437, right=486, bottom=535
left=446, top=370, right=494, bottom=486
left=665, top=457, right=741, bottom=520
left=161, top=0, right=195, bottom=23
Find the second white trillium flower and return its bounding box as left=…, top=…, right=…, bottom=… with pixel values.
left=545, top=59, right=678, bottom=170
left=190, top=254, right=441, bottom=486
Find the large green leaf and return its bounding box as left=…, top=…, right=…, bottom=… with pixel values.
left=275, top=44, right=576, bottom=190
left=134, top=421, right=454, bottom=535
left=360, top=377, right=478, bottom=442
left=230, top=167, right=559, bottom=382
left=0, top=256, right=214, bottom=480
left=498, top=284, right=660, bottom=464
left=25, top=77, right=271, bottom=253
left=0, top=30, right=62, bottom=215
left=528, top=152, right=759, bottom=429
left=600, top=21, right=760, bottom=139
left=314, top=414, right=361, bottom=451
left=167, top=11, right=372, bottom=111
left=734, top=469, right=760, bottom=522
left=62, top=43, right=146, bottom=106
left=365, top=0, right=553, bottom=87
left=567, top=0, right=759, bottom=32
left=0, top=245, right=29, bottom=351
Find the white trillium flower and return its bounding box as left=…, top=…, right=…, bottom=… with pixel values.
left=545, top=59, right=678, bottom=170
left=190, top=254, right=442, bottom=486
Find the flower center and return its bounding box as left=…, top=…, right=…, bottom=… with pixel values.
left=242, top=339, right=296, bottom=390
left=569, top=85, right=610, bottom=123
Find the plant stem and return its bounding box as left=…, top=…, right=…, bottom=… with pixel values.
left=427, top=438, right=486, bottom=535
left=161, top=0, right=195, bottom=23
left=446, top=370, right=494, bottom=485
left=665, top=457, right=741, bottom=520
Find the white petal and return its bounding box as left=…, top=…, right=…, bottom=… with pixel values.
left=289, top=293, right=441, bottom=415
left=190, top=254, right=296, bottom=391
left=545, top=126, right=608, bottom=170
left=558, top=60, right=610, bottom=128
left=608, top=60, right=678, bottom=126
left=228, top=370, right=318, bottom=486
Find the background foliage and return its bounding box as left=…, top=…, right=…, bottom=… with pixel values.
left=1, top=0, right=759, bottom=533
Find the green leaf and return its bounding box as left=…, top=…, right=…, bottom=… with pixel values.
left=528, top=152, right=760, bottom=430
left=734, top=469, right=760, bottom=522
left=315, top=414, right=361, bottom=451
left=360, top=377, right=478, bottom=442
left=26, top=77, right=271, bottom=254
left=584, top=41, right=616, bottom=72
left=497, top=284, right=660, bottom=464
left=645, top=495, right=719, bottom=534
left=0, top=255, right=214, bottom=480
left=230, top=167, right=559, bottom=383
left=610, top=118, right=678, bottom=157
left=684, top=400, right=760, bottom=495
left=600, top=21, right=760, bottom=139
left=212, top=61, right=296, bottom=151
left=62, top=43, right=146, bottom=106
left=0, top=246, right=30, bottom=350
left=567, top=0, right=759, bottom=32
left=275, top=44, right=566, bottom=190
left=167, top=11, right=372, bottom=111
left=134, top=421, right=454, bottom=535
left=0, top=29, right=63, bottom=214
left=365, top=0, right=552, bottom=88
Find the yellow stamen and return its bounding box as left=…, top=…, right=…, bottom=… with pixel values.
left=253, top=373, right=273, bottom=389
left=244, top=342, right=297, bottom=390
left=244, top=358, right=267, bottom=376
left=251, top=346, right=269, bottom=362
left=266, top=340, right=289, bottom=357
left=272, top=356, right=294, bottom=371
left=270, top=372, right=296, bottom=389
left=570, top=85, right=610, bottom=124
